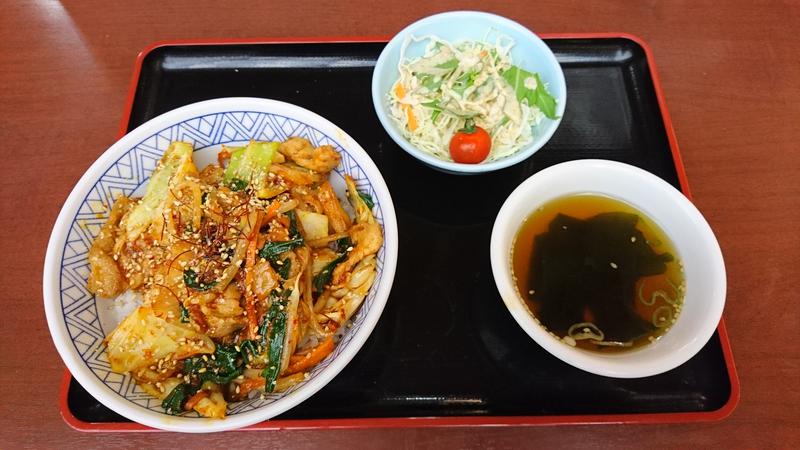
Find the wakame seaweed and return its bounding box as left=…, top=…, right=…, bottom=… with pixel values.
left=530, top=212, right=674, bottom=342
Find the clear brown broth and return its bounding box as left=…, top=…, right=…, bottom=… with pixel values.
left=512, top=194, right=684, bottom=353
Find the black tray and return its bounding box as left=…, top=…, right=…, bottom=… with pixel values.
left=64, top=36, right=738, bottom=429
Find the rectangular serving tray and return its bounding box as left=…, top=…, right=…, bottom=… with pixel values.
left=60, top=34, right=739, bottom=431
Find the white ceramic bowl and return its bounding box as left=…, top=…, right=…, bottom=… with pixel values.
left=490, top=160, right=726, bottom=378
left=371, top=11, right=567, bottom=174
left=43, top=97, right=398, bottom=432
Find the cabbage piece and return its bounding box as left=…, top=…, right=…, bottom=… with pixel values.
left=105, top=306, right=215, bottom=373
left=194, top=382, right=227, bottom=419
left=223, top=141, right=277, bottom=192
left=345, top=175, right=375, bottom=224
left=280, top=279, right=302, bottom=373
left=140, top=377, right=182, bottom=400
left=296, top=209, right=329, bottom=240
left=123, top=142, right=197, bottom=241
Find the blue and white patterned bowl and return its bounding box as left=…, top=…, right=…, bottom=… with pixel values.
left=43, top=97, right=398, bottom=432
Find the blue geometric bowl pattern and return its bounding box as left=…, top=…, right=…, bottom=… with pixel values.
left=59, top=110, right=386, bottom=417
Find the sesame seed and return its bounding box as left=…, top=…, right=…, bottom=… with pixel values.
left=610, top=262, right=618, bottom=269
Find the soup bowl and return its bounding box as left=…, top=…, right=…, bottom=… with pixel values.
left=490, top=160, right=726, bottom=378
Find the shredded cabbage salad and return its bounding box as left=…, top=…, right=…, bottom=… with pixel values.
left=389, top=33, right=559, bottom=162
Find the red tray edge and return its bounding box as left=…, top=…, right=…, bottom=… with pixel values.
left=60, top=32, right=740, bottom=433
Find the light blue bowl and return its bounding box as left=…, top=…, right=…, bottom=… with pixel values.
left=371, top=11, right=567, bottom=174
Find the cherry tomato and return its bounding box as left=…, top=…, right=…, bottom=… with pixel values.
left=449, top=121, right=491, bottom=164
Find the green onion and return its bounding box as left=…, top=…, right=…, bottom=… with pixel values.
left=183, top=269, right=216, bottom=291
left=162, top=383, right=198, bottom=415
left=358, top=191, right=375, bottom=209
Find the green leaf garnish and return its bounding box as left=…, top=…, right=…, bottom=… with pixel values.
left=435, top=58, right=458, bottom=70
left=239, top=339, right=261, bottom=365
left=501, top=65, right=559, bottom=119
left=261, top=290, right=291, bottom=393
left=182, top=344, right=243, bottom=385
left=418, top=74, right=443, bottom=91
left=422, top=101, right=443, bottom=122
left=179, top=303, right=190, bottom=323
left=276, top=257, right=291, bottom=279
left=162, top=383, right=198, bottom=415
left=258, top=238, right=304, bottom=261
left=335, top=237, right=353, bottom=253
left=287, top=210, right=301, bottom=240
left=228, top=178, right=248, bottom=191
left=358, top=191, right=375, bottom=209
left=313, top=252, right=348, bottom=294
left=183, top=269, right=216, bottom=291
left=452, top=70, right=478, bottom=96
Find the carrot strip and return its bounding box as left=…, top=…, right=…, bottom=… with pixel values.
left=405, top=105, right=418, bottom=131
left=184, top=390, right=209, bottom=410
left=217, top=148, right=231, bottom=166
left=233, top=372, right=306, bottom=399
left=393, top=83, right=418, bottom=131
left=263, top=200, right=282, bottom=224
left=187, top=304, right=209, bottom=333
left=286, top=336, right=335, bottom=375
left=234, top=378, right=265, bottom=400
